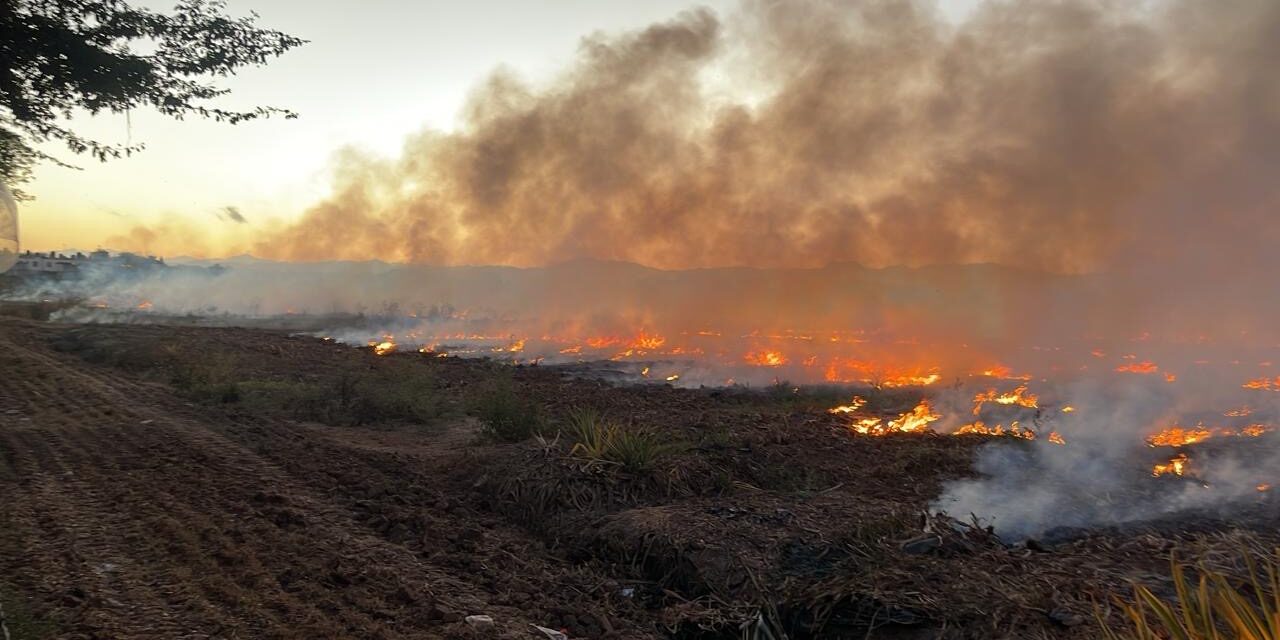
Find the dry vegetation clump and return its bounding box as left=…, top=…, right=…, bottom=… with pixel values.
left=1105, top=547, right=1280, bottom=640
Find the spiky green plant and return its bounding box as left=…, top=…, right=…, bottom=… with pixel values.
left=565, top=407, right=671, bottom=472
left=1103, top=549, right=1280, bottom=640
left=567, top=408, right=615, bottom=460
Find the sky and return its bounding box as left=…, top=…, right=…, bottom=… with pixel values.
left=19, top=0, right=980, bottom=257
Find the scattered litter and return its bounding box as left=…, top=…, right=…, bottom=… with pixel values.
left=899, top=535, right=942, bottom=555
left=465, top=614, right=494, bottom=627
left=531, top=624, right=568, bottom=639
left=1048, top=608, right=1085, bottom=627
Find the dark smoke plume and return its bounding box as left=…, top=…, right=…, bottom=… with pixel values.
left=258, top=0, right=1279, bottom=278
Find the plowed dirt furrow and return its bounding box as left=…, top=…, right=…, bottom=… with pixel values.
left=0, top=321, right=563, bottom=639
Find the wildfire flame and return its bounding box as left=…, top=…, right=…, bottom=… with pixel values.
left=745, top=350, right=788, bottom=367
left=493, top=338, right=526, bottom=353
left=978, top=365, right=1032, bottom=380
left=971, top=384, right=1039, bottom=415
left=827, top=396, right=868, bottom=415
left=1152, top=452, right=1190, bottom=477
left=1146, top=423, right=1274, bottom=447
left=955, top=420, right=1035, bottom=440
left=372, top=340, right=396, bottom=356
left=1116, top=361, right=1159, bottom=374
left=1243, top=377, right=1280, bottom=391
left=849, top=399, right=939, bottom=436
left=629, top=331, right=666, bottom=351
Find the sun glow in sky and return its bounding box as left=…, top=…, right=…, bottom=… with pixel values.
left=20, top=0, right=980, bottom=257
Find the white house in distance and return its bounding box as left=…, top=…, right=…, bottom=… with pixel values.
left=10, top=249, right=166, bottom=275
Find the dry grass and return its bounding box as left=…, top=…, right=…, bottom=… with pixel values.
left=1105, top=548, right=1280, bottom=640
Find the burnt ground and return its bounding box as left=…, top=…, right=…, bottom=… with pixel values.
left=0, top=314, right=1277, bottom=639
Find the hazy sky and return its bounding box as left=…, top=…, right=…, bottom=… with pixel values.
left=21, top=0, right=979, bottom=255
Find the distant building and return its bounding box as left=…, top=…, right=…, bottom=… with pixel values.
left=10, top=250, right=166, bottom=275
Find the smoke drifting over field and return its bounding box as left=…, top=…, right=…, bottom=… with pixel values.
left=256, top=0, right=1279, bottom=281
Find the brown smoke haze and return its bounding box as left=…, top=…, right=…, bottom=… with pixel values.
left=258, top=0, right=1278, bottom=279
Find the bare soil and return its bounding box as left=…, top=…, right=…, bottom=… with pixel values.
left=1, top=315, right=1277, bottom=639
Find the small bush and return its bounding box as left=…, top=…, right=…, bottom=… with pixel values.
left=347, top=368, right=442, bottom=425
left=566, top=407, right=673, bottom=472
left=242, top=366, right=443, bottom=426
left=1103, top=548, right=1280, bottom=640
left=170, top=353, right=242, bottom=404
left=468, top=376, right=544, bottom=442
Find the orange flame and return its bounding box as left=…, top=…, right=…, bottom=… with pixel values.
left=827, top=396, right=868, bottom=415
left=853, top=399, right=939, bottom=436
left=1146, top=423, right=1274, bottom=447
left=1116, top=361, right=1159, bottom=374
left=1152, top=452, right=1190, bottom=477
left=628, top=331, right=666, bottom=351
left=745, top=350, right=788, bottom=367
left=972, top=384, right=1039, bottom=415
left=1243, top=376, right=1280, bottom=391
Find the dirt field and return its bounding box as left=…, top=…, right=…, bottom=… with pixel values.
left=1, top=315, right=1276, bottom=639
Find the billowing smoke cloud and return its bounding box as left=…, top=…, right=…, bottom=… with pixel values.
left=258, top=0, right=1278, bottom=279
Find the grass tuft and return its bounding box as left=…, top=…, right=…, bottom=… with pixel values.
left=1103, top=548, right=1280, bottom=640
left=565, top=407, right=673, bottom=472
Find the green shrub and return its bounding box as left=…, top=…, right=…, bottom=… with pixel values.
left=468, top=376, right=544, bottom=442
left=346, top=367, right=442, bottom=425
left=209, top=365, right=443, bottom=427
left=566, top=407, right=673, bottom=472
left=170, top=352, right=242, bottom=404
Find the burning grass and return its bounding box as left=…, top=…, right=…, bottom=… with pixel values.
left=18, top=318, right=1280, bottom=638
